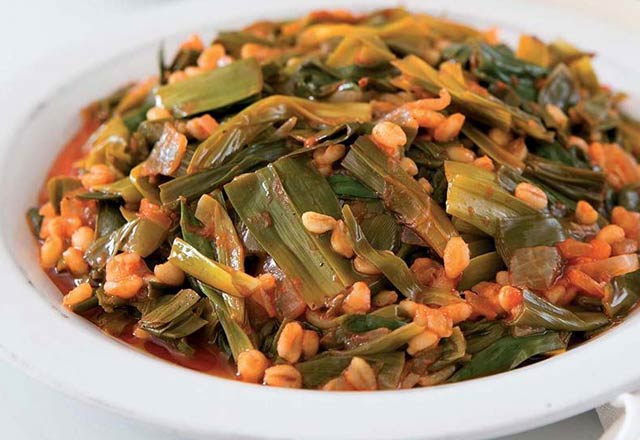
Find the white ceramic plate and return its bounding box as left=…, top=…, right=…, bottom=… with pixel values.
left=1, top=1, right=640, bottom=439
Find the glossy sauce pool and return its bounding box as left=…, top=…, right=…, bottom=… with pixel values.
left=41, top=114, right=236, bottom=380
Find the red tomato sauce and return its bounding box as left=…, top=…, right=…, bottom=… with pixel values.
left=42, top=114, right=237, bottom=380
left=38, top=115, right=100, bottom=204
left=119, top=326, right=236, bottom=378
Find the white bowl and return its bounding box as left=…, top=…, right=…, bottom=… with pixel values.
left=1, top=1, right=640, bottom=439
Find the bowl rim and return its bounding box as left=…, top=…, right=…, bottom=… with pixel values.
left=1, top=1, right=640, bottom=439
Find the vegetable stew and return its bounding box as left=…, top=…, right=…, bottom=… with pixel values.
left=28, top=8, right=640, bottom=391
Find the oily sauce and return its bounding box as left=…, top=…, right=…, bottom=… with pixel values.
left=42, top=114, right=237, bottom=380
left=38, top=115, right=101, bottom=204
left=119, top=325, right=235, bottom=378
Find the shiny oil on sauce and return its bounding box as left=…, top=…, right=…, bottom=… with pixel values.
left=42, top=114, right=236, bottom=380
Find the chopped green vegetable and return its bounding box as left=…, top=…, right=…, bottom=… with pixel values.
left=429, top=327, right=466, bottom=371
left=342, top=205, right=422, bottom=298
left=445, top=161, right=537, bottom=236
left=538, top=64, right=580, bottom=111
left=195, top=194, right=246, bottom=324
left=84, top=217, right=167, bottom=268
left=189, top=95, right=371, bottom=172
left=449, top=331, right=567, bottom=382
left=296, top=352, right=405, bottom=389
left=327, top=175, right=378, bottom=199
left=226, top=156, right=361, bottom=307
left=326, top=34, right=396, bottom=68
left=496, top=215, right=569, bottom=263
left=343, top=136, right=457, bottom=257
left=459, top=252, right=504, bottom=290
left=160, top=140, right=289, bottom=205
left=509, top=290, right=608, bottom=331
left=336, top=322, right=423, bottom=356
left=26, top=207, right=44, bottom=238
left=197, top=281, right=253, bottom=361
left=509, top=246, right=562, bottom=291
left=47, top=177, right=82, bottom=214
left=96, top=202, right=126, bottom=238
left=461, top=320, right=506, bottom=354
left=79, top=178, right=142, bottom=204
left=604, top=270, right=640, bottom=319
left=139, top=289, right=208, bottom=339
left=83, top=116, right=131, bottom=173
left=156, top=58, right=263, bottom=118
left=341, top=314, right=405, bottom=333
left=169, top=238, right=261, bottom=298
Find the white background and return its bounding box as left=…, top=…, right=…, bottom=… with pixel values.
left=1, top=0, right=638, bottom=438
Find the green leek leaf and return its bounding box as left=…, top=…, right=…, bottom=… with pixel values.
left=84, top=217, right=167, bottom=268
left=156, top=58, right=263, bottom=118
left=496, top=215, right=569, bottom=263
left=538, top=64, right=580, bottom=111
left=343, top=205, right=423, bottom=298
left=121, top=218, right=168, bottom=256
left=47, top=177, right=82, bottom=214
left=460, top=320, right=506, bottom=354
left=139, top=289, right=208, bottom=339
left=429, top=327, right=466, bottom=371
left=604, top=269, right=640, bottom=319
left=96, top=202, right=126, bottom=238
left=462, top=124, right=525, bottom=170
left=78, top=177, right=142, bottom=204
left=83, top=116, right=131, bottom=173
left=472, top=42, right=547, bottom=101
left=196, top=281, right=253, bottom=361
left=327, top=175, right=378, bottom=200
left=297, top=15, right=428, bottom=47
left=326, top=34, right=396, bottom=68
left=179, top=199, right=215, bottom=258
left=225, top=156, right=360, bottom=308
left=160, top=139, right=289, bottom=205
left=458, top=252, right=504, bottom=291
left=296, top=352, right=405, bottom=389
left=169, top=238, right=261, bottom=298
left=509, top=290, right=608, bottom=331
left=392, top=54, right=551, bottom=140
left=189, top=95, right=371, bottom=172
left=360, top=213, right=400, bottom=251
left=509, top=246, right=562, bottom=291
left=444, top=161, right=536, bottom=236
left=449, top=331, right=567, bottom=382
left=26, top=208, right=43, bottom=238
left=342, top=136, right=457, bottom=257
left=524, top=154, right=606, bottom=208
left=335, top=322, right=423, bottom=356
left=195, top=194, right=246, bottom=324
left=341, top=314, right=406, bottom=333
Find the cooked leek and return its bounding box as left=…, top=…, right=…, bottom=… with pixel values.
left=169, top=238, right=262, bottom=298
left=509, top=290, right=608, bottom=331
left=459, top=252, right=504, bottom=291
left=342, top=205, right=423, bottom=298
left=296, top=352, right=405, bottom=389
left=156, top=58, right=263, bottom=118
left=189, top=95, right=371, bottom=172
left=30, top=7, right=640, bottom=390
left=342, top=136, right=457, bottom=257
left=225, top=156, right=360, bottom=307
left=195, top=194, right=246, bottom=324
left=444, top=161, right=537, bottom=236
left=449, top=331, right=567, bottom=382
left=604, top=270, right=640, bottom=319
